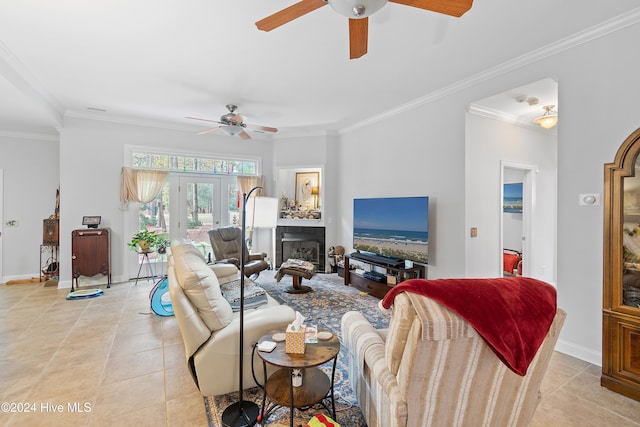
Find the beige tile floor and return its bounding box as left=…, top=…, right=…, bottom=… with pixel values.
left=0, top=279, right=639, bottom=427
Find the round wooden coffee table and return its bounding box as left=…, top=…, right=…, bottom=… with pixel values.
left=257, top=329, right=340, bottom=427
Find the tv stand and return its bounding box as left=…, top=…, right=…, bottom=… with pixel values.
left=344, top=254, right=425, bottom=299
left=349, top=251, right=405, bottom=268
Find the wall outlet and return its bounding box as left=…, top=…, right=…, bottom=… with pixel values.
left=5, top=220, right=18, bottom=227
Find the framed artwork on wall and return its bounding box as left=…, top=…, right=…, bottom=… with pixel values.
left=503, top=183, right=523, bottom=213
left=295, top=172, right=319, bottom=209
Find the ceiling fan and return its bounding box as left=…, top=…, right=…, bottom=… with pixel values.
left=185, top=104, right=278, bottom=140
left=255, top=0, right=473, bottom=59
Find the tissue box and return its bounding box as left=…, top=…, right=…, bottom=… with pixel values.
left=285, top=324, right=306, bottom=354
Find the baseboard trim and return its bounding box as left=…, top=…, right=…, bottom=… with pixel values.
left=555, top=338, right=601, bottom=366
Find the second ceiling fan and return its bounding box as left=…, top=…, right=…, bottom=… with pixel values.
left=256, top=0, right=473, bottom=59
left=186, top=104, right=278, bottom=140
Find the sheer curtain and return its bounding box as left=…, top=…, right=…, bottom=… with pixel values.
left=237, top=176, right=266, bottom=250
left=237, top=175, right=264, bottom=197
left=120, top=167, right=169, bottom=206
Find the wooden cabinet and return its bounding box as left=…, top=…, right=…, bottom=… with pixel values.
left=71, top=228, right=111, bottom=291
left=602, top=128, right=640, bottom=402
left=344, top=254, right=425, bottom=299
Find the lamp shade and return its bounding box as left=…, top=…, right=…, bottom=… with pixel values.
left=222, top=124, right=243, bottom=136
left=245, top=196, right=278, bottom=229
left=533, top=105, right=558, bottom=129
left=533, top=115, right=558, bottom=129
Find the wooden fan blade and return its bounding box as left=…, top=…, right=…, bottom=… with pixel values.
left=185, top=116, right=223, bottom=125
left=197, top=127, right=222, bottom=135
left=239, top=131, right=251, bottom=140
left=245, top=123, right=278, bottom=133
left=230, top=113, right=245, bottom=124
left=349, top=18, right=368, bottom=59
left=389, top=0, right=473, bottom=17
left=256, top=0, right=327, bottom=31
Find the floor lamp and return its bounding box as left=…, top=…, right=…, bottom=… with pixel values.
left=222, top=187, right=278, bottom=427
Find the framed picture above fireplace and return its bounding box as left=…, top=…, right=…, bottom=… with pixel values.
left=295, top=171, right=319, bottom=210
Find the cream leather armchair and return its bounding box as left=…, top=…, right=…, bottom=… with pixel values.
left=168, top=239, right=295, bottom=396
left=341, top=288, right=566, bottom=427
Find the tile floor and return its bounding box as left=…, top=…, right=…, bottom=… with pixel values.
left=0, top=279, right=639, bottom=426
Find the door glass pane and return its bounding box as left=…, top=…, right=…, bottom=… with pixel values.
left=137, top=182, right=170, bottom=274
left=623, top=162, right=640, bottom=308
left=227, top=183, right=240, bottom=227
left=186, top=182, right=215, bottom=260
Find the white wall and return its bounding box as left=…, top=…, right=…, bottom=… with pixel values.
left=58, top=117, right=274, bottom=287
left=0, top=135, right=59, bottom=281
left=465, top=113, right=557, bottom=281
left=336, top=95, right=466, bottom=279
left=333, top=21, right=640, bottom=364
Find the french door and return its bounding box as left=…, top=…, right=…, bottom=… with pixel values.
left=177, top=176, right=222, bottom=262
left=128, top=174, right=241, bottom=279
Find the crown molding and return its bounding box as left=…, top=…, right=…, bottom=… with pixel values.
left=64, top=109, right=196, bottom=132
left=339, top=7, right=640, bottom=135
left=65, top=109, right=283, bottom=141
left=5, top=7, right=639, bottom=139
left=0, top=130, right=58, bottom=142
left=0, top=41, right=63, bottom=130
left=466, top=104, right=557, bottom=135
left=466, top=104, right=522, bottom=126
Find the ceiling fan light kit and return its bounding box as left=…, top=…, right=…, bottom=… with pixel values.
left=256, top=0, right=473, bottom=59
left=222, top=125, right=242, bottom=136
left=533, top=105, right=558, bottom=129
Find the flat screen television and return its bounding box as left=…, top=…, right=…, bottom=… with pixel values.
left=353, top=196, right=429, bottom=264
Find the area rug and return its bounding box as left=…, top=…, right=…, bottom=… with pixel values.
left=204, top=273, right=389, bottom=427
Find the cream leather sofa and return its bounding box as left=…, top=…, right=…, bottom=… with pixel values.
left=341, top=289, right=566, bottom=427
left=168, top=238, right=295, bottom=396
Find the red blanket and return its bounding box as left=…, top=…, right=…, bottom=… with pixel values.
left=381, top=277, right=557, bottom=376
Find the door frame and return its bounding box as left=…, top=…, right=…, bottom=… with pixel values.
left=500, top=161, right=537, bottom=277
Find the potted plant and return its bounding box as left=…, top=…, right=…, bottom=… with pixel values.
left=128, top=228, right=160, bottom=252
left=156, top=236, right=170, bottom=254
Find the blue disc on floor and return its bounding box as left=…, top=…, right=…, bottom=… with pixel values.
left=66, top=288, right=104, bottom=300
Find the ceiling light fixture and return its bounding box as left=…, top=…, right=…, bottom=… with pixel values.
left=221, top=124, right=243, bottom=136
left=533, top=105, right=558, bottom=129
left=329, top=0, right=388, bottom=18
left=515, top=95, right=539, bottom=106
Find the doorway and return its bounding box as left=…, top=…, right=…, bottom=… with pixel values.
left=501, top=162, right=536, bottom=277
left=465, top=77, right=558, bottom=282
left=127, top=174, right=240, bottom=279
left=177, top=175, right=221, bottom=259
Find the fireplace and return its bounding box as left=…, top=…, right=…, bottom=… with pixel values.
left=276, top=226, right=325, bottom=272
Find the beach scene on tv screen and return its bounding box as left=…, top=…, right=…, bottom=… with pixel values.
left=353, top=197, right=428, bottom=263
